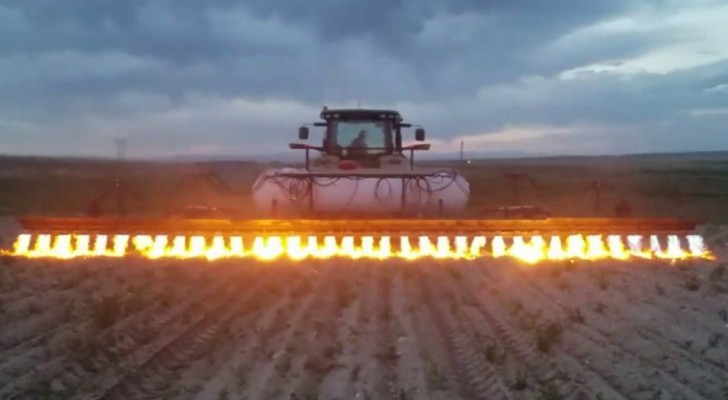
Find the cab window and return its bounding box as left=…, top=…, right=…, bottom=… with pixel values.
left=331, top=120, right=391, bottom=155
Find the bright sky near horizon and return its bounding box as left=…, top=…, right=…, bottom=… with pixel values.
left=0, top=0, right=727, bottom=159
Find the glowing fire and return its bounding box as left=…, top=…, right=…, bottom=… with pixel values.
left=0, top=232, right=713, bottom=264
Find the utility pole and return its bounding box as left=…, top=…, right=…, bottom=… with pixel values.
left=114, top=138, right=127, bottom=161
left=113, top=137, right=128, bottom=216
left=460, top=140, right=464, bottom=163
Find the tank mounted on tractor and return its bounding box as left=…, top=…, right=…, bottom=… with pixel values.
left=0, top=106, right=715, bottom=263
left=251, top=107, right=469, bottom=217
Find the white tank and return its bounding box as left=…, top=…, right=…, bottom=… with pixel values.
left=251, top=167, right=470, bottom=215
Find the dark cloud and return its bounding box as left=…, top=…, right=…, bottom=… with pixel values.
left=0, top=0, right=641, bottom=99
left=0, top=0, right=726, bottom=157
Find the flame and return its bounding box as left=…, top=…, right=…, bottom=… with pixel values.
left=0, top=232, right=714, bottom=264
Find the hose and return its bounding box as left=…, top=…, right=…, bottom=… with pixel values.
left=255, top=169, right=470, bottom=213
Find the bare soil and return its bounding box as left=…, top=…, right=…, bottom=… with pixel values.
left=0, top=255, right=726, bottom=400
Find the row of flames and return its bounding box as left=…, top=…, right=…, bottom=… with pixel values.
left=1, top=233, right=713, bottom=264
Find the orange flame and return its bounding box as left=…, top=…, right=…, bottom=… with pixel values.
left=1, top=232, right=714, bottom=264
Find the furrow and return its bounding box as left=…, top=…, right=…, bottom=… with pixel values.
left=371, top=265, right=399, bottom=399
left=449, top=263, right=619, bottom=400
left=58, top=271, right=238, bottom=396
left=521, top=265, right=726, bottom=398
left=241, top=263, right=337, bottom=399
left=89, top=266, right=265, bottom=400
left=283, top=266, right=344, bottom=398
left=184, top=268, right=312, bottom=400
left=383, top=265, right=431, bottom=399
left=333, top=264, right=383, bottom=399
left=419, top=265, right=511, bottom=400
left=0, top=266, right=242, bottom=399
left=0, top=266, right=233, bottom=392
left=0, top=270, right=164, bottom=391
left=316, top=265, right=368, bottom=399
left=0, top=288, right=160, bottom=369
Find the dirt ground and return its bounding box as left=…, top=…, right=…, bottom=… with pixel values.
left=0, top=253, right=726, bottom=400
left=1, top=154, right=728, bottom=399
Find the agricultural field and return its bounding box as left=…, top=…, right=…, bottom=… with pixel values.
left=0, top=153, right=728, bottom=399
left=0, top=257, right=727, bottom=399
left=2, top=151, right=728, bottom=222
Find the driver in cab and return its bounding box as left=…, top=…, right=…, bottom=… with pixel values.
left=348, top=130, right=368, bottom=156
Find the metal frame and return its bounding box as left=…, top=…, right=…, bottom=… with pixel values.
left=289, top=143, right=431, bottom=171
left=15, top=216, right=699, bottom=236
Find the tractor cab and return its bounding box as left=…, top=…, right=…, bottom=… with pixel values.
left=294, top=107, right=428, bottom=170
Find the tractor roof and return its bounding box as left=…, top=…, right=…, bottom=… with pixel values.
left=320, top=107, right=403, bottom=122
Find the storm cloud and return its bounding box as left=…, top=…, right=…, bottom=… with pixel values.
left=0, top=0, right=726, bottom=158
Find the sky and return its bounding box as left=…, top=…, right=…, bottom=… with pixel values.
left=0, top=0, right=727, bottom=160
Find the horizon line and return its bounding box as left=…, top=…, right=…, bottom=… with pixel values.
left=1, top=147, right=728, bottom=164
